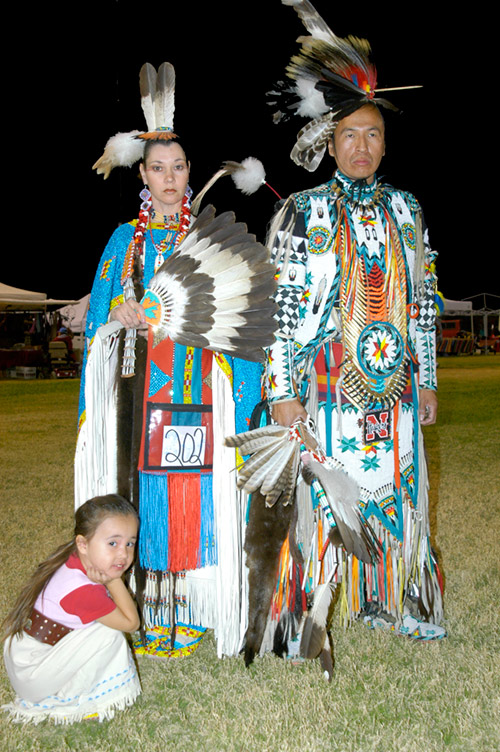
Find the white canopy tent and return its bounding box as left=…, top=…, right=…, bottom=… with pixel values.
left=57, top=294, right=90, bottom=335
left=0, top=282, right=78, bottom=311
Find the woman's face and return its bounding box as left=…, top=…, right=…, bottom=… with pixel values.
left=139, top=141, right=190, bottom=215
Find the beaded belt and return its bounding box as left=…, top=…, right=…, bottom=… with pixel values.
left=24, top=607, right=73, bottom=645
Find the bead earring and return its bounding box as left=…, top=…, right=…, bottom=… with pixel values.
left=140, top=185, right=152, bottom=210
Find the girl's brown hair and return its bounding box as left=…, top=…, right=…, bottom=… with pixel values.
left=1, top=494, right=138, bottom=642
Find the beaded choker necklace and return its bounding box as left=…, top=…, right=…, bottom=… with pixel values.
left=121, top=190, right=192, bottom=285
left=331, top=171, right=384, bottom=209
left=150, top=194, right=191, bottom=272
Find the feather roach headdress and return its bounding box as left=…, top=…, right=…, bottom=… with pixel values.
left=269, top=0, right=419, bottom=171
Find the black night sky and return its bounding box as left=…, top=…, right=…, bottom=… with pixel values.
left=4, top=1, right=491, bottom=306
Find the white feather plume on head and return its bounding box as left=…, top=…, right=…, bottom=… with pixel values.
left=231, top=157, right=266, bottom=195
left=295, top=77, right=328, bottom=119
left=92, top=131, right=145, bottom=179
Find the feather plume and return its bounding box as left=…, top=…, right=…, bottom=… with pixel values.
left=155, top=62, right=176, bottom=131
left=230, top=157, right=266, bottom=195
left=92, top=131, right=145, bottom=179
left=282, top=0, right=334, bottom=42
left=93, top=61, right=178, bottom=179
left=270, top=0, right=402, bottom=170
left=191, top=157, right=266, bottom=215
left=279, top=0, right=378, bottom=110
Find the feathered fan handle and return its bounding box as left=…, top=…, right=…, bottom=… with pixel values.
left=224, top=417, right=319, bottom=507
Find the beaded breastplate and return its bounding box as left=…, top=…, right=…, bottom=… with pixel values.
left=334, top=175, right=409, bottom=411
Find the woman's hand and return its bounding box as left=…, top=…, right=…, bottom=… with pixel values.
left=109, top=300, right=148, bottom=331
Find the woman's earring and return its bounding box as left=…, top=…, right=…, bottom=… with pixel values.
left=140, top=185, right=152, bottom=211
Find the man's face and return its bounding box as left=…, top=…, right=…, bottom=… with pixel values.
left=329, top=105, right=385, bottom=183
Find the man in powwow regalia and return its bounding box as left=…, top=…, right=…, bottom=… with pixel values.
left=236, top=0, right=446, bottom=676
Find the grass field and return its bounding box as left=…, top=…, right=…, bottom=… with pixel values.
left=0, top=357, right=499, bottom=752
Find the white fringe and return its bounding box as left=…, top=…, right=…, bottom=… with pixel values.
left=212, top=360, right=247, bottom=656
left=74, top=325, right=119, bottom=508
left=2, top=690, right=140, bottom=726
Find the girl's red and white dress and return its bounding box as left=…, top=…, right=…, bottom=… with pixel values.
left=2, top=553, right=140, bottom=724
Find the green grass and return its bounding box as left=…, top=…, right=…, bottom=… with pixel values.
left=1, top=359, right=499, bottom=752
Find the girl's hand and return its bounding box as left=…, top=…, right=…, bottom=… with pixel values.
left=85, top=564, right=115, bottom=587
left=97, top=578, right=141, bottom=632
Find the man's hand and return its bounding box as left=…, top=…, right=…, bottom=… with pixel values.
left=419, top=389, right=438, bottom=425
left=271, top=398, right=308, bottom=427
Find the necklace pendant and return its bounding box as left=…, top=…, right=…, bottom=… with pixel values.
left=154, top=251, right=164, bottom=273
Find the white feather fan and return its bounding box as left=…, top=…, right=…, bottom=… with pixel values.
left=139, top=205, right=277, bottom=362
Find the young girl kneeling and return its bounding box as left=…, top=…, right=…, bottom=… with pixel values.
left=2, top=494, right=141, bottom=724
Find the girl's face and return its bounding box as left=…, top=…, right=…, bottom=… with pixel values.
left=139, top=142, right=190, bottom=216
left=76, top=514, right=138, bottom=581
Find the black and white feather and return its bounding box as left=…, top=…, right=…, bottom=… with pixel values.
left=301, top=454, right=381, bottom=564
left=224, top=424, right=301, bottom=507
left=299, top=582, right=335, bottom=681
left=140, top=205, right=277, bottom=362
left=140, top=61, right=176, bottom=132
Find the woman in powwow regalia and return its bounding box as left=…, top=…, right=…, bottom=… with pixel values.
left=75, top=62, right=276, bottom=659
